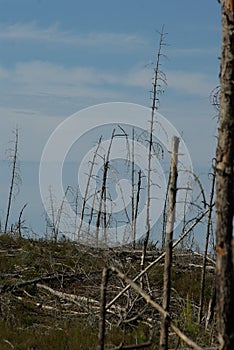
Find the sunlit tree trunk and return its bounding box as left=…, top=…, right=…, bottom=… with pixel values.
left=215, top=1, right=234, bottom=348
left=159, top=136, right=179, bottom=350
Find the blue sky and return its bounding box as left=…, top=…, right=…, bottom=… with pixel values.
left=0, top=0, right=221, bottom=237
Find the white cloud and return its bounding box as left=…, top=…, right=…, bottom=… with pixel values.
left=0, top=61, right=127, bottom=99
left=108, top=66, right=217, bottom=97
left=0, top=107, right=64, bottom=161
left=166, top=70, right=217, bottom=96
left=0, top=60, right=219, bottom=165
left=0, top=22, right=146, bottom=51
left=0, top=62, right=218, bottom=167
left=167, top=47, right=219, bottom=57
left=0, top=61, right=218, bottom=105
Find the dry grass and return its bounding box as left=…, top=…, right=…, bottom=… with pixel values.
left=0, top=234, right=218, bottom=349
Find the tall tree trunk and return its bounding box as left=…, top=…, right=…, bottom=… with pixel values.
left=216, top=1, right=234, bottom=348
left=78, top=136, right=102, bottom=240
left=4, top=128, right=20, bottom=234
left=141, top=27, right=166, bottom=272
left=97, top=268, right=109, bottom=350
left=159, top=136, right=179, bottom=350
left=96, top=129, right=115, bottom=246
left=132, top=170, right=141, bottom=249
left=131, top=128, right=135, bottom=246
left=199, top=169, right=216, bottom=323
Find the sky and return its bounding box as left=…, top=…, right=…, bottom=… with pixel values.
left=0, top=0, right=221, bottom=240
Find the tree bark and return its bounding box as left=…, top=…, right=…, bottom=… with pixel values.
left=215, top=1, right=234, bottom=349
left=159, top=136, right=179, bottom=350
left=97, top=268, right=109, bottom=350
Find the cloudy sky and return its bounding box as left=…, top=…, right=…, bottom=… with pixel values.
left=0, top=0, right=221, bottom=235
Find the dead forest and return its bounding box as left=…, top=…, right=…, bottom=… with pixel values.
left=0, top=1, right=234, bottom=349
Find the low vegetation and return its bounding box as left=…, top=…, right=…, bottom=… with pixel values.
left=0, top=234, right=218, bottom=349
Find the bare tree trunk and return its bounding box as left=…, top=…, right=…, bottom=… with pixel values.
left=199, top=169, right=216, bottom=323
left=141, top=27, right=167, bottom=272
left=132, top=170, right=142, bottom=248
left=78, top=136, right=102, bottom=240
left=96, top=130, right=115, bottom=246
left=54, top=186, right=70, bottom=241
left=87, top=189, right=98, bottom=237
left=206, top=279, right=216, bottom=329
left=103, top=168, right=108, bottom=242
left=215, top=1, right=234, bottom=348
left=72, top=187, right=79, bottom=240
left=159, top=136, right=179, bottom=350
left=18, top=203, right=27, bottom=237
left=161, top=176, right=170, bottom=250
left=48, top=187, right=56, bottom=239
left=131, top=128, right=135, bottom=248
left=4, top=128, right=20, bottom=234
left=97, top=267, right=109, bottom=350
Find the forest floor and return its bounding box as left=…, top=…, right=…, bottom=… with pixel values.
left=0, top=234, right=218, bottom=350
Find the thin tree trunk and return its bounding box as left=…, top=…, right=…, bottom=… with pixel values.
left=72, top=187, right=79, bottom=240
left=96, top=130, right=115, bottom=246
left=161, top=176, right=170, bottom=250
left=141, top=27, right=166, bottom=272
left=131, top=128, right=135, bottom=248
left=215, top=1, right=234, bottom=348
left=78, top=136, right=102, bottom=240
left=87, top=189, right=98, bottom=237
left=159, top=136, right=179, bottom=350
left=133, top=170, right=142, bottom=248
left=49, top=187, right=56, bottom=239
left=18, top=203, right=27, bottom=237
left=199, top=169, right=216, bottom=323
left=206, top=279, right=216, bottom=329
left=4, top=128, right=19, bottom=234
left=97, top=267, right=109, bottom=350
left=54, top=186, right=70, bottom=241
left=103, top=169, right=108, bottom=243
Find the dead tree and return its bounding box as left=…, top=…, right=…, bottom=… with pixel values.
left=131, top=128, right=136, bottom=247
left=159, top=136, right=179, bottom=350
left=141, top=26, right=167, bottom=272
left=78, top=136, right=102, bottom=240
left=53, top=186, right=70, bottom=241
left=46, top=186, right=70, bottom=241
left=215, top=1, right=234, bottom=348
left=132, top=170, right=142, bottom=249
left=199, top=168, right=216, bottom=323
left=161, top=175, right=170, bottom=250
left=96, top=130, right=115, bottom=246
left=4, top=128, right=21, bottom=234
left=97, top=268, right=109, bottom=350
left=17, top=203, right=27, bottom=237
